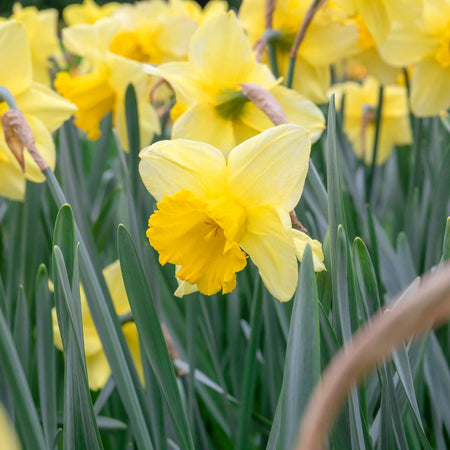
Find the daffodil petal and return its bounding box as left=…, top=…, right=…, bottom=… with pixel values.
left=352, top=49, right=399, bottom=86
left=15, top=82, right=76, bottom=133
left=240, top=206, right=298, bottom=302
left=291, top=229, right=325, bottom=272
left=0, top=405, right=20, bottom=450
left=0, top=20, right=32, bottom=96
left=172, top=103, right=236, bottom=156
left=0, top=159, right=25, bottom=201
left=228, top=124, right=310, bottom=211
left=355, top=0, right=390, bottom=44
left=102, top=260, right=130, bottom=315
left=379, top=22, right=438, bottom=67
left=139, top=139, right=227, bottom=201
left=85, top=349, right=111, bottom=391
left=122, top=323, right=144, bottom=384
left=411, top=58, right=450, bottom=117
left=188, top=11, right=255, bottom=90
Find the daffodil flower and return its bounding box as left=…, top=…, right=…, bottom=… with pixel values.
left=54, top=18, right=160, bottom=150
left=0, top=405, right=20, bottom=450
left=144, top=11, right=325, bottom=156
left=140, top=124, right=324, bottom=302
left=3, top=3, right=60, bottom=86
left=0, top=20, right=76, bottom=201
left=379, top=0, right=450, bottom=116
left=63, top=0, right=120, bottom=26
left=52, top=261, right=143, bottom=391
left=332, top=77, right=412, bottom=165
left=239, top=0, right=359, bottom=103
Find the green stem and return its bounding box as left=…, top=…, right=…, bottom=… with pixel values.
left=267, top=42, right=279, bottom=78
left=286, top=56, right=296, bottom=89
left=0, top=86, right=18, bottom=110
left=366, top=84, right=384, bottom=203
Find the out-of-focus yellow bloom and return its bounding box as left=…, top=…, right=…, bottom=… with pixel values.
left=0, top=405, right=20, bottom=450
left=379, top=0, right=450, bottom=116
left=54, top=18, right=160, bottom=150
left=145, top=12, right=324, bottom=156
left=63, top=0, right=119, bottom=26
left=332, top=77, right=412, bottom=165
left=52, top=261, right=143, bottom=391
left=0, top=20, right=76, bottom=201
left=2, top=4, right=60, bottom=85
left=140, top=124, right=324, bottom=302
left=291, top=229, right=325, bottom=272
left=239, top=0, right=358, bottom=103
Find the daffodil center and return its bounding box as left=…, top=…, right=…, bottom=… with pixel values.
left=109, top=31, right=152, bottom=63
left=435, top=24, right=450, bottom=67
left=215, top=88, right=248, bottom=119
left=356, top=15, right=375, bottom=51
left=147, top=189, right=247, bottom=296
left=54, top=70, right=115, bottom=140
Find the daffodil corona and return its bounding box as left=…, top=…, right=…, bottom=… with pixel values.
left=140, top=124, right=324, bottom=302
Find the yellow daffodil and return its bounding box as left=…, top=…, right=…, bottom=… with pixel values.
left=379, top=0, right=450, bottom=116
left=291, top=229, right=325, bottom=272
left=145, top=11, right=324, bottom=155
left=0, top=405, right=20, bottom=450
left=0, top=20, right=76, bottom=201
left=52, top=260, right=143, bottom=391
left=332, top=77, right=412, bottom=165
left=109, top=0, right=227, bottom=64
left=2, top=4, right=60, bottom=86
left=54, top=18, right=160, bottom=150
left=140, top=124, right=324, bottom=302
left=63, top=0, right=119, bottom=26
left=239, top=0, right=358, bottom=103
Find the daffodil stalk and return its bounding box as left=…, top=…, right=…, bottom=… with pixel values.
left=0, top=86, right=18, bottom=110
left=264, top=0, right=280, bottom=77
left=285, top=0, right=326, bottom=89
left=365, top=84, right=384, bottom=202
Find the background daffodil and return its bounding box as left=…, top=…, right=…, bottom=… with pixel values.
left=63, top=0, right=120, bottom=26
left=0, top=20, right=76, bottom=201
left=140, top=124, right=320, bottom=302
left=52, top=260, right=143, bottom=391
left=239, top=0, right=359, bottom=103
left=379, top=0, right=450, bottom=116
left=332, top=77, right=412, bottom=165
left=145, top=11, right=325, bottom=155
left=54, top=18, right=160, bottom=150
left=0, top=405, right=20, bottom=450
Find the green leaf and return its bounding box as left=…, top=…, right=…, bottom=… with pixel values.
left=12, top=286, right=29, bottom=378
left=278, top=245, right=321, bottom=450
left=0, top=275, right=46, bottom=449
left=440, top=216, right=450, bottom=262
left=117, top=224, right=193, bottom=449
left=35, top=264, right=57, bottom=450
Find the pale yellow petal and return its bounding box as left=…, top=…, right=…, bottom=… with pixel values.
left=411, top=58, right=450, bottom=116
left=379, top=22, right=438, bottom=67
left=240, top=206, right=298, bottom=302
left=188, top=11, right=255, bottom=90
left=139, top=139, right=227, bottom=202
left=123, top=323, right=144, bottom=384
left=103, top=260, right=130, bottom=315
left=0, top=159, right=25, bottom=201
left=0, top=20, right=32, bottom=96
left=86, top=349, right=111, bottom=391
left=15, top=82, right=77, bottom=132
left=351, top=49, right=400, bottom=86
left=228, top=124, right=310, bottom=211
left=355, top=0, right=390, bottom=44
left=291, top=229, right=326, bottom=272
left=172, top=103, right=236, bottom=156
left=238, top=0, right=265, bottom=45
left=0, top=405, right=21, bottom=450
left=423, top=0, right=450, bottom=34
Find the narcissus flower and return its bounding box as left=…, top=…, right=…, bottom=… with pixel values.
left=0, top=20, right=76, bottom=201
left=0, top=405, right=20, bottom=450
left=379, top=0, right=450, bottom=116
left=63, top=0, right=119, bottom=26
left=239, top=0, right=358, bottom=103
left=54, top=18, right=160, bottom=149
left=52, top=261, right=143, bottom=391
left=140, top=124, right=324, bottom=302
left=145, top=11, right=325, bottom=155
left=4, top=3, right=60, bottom=85
left=332, top=77, right=412, bottom=165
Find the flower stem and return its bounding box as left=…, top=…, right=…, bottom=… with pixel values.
left=366, top=84, right=384, bottom=203
left=0, top=86, right=18, bottom=110
left=267, top=41, right=279, bottom=78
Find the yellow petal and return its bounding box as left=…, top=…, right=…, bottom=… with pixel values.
left=188, top=11, right=255, bottom=90
left=139, top=139, right=227, bottom=202
left=379, top=23, right=438, bottom=67
left=228, top=124, right=310, bottom=211
left=240, top=206, right=298, bottom=302
left=423, top=0, right=450, bottom=34
left=103, top=260, right=130, bottom=315
left=85, top=349, right=111, bottom=391
left=355, top=0, right=390, bottom=44
left=351, top=49, right=399, bottom=85
left=0, top=158, right=25, bottom=201
left=172, top=103, right=236, bottom=156
left=123, top=323, right=144, bottom=384
left=291, top=229, right=326, bottom=272
left=174, top=272, right=198, bottom=297
left=0, top=20, right=32, bottom=96
left=411, top=58, right=450, bottom=117
left=15, top=82, right=77, bottom=133
left=0, top=405, right=21, bottom=450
